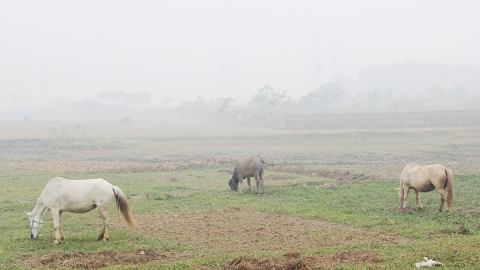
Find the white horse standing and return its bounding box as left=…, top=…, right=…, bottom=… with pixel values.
left=27, top=177, right=138, bottom=244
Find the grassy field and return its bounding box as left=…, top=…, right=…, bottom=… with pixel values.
left=1, top=120, right=480, bottom=269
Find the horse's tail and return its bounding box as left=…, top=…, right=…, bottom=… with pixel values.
left=445, top=168, right=454, bottom=208
left=112, top=186, right=139, bottom=229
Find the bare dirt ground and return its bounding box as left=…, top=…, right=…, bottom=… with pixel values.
left=22, top=207, right=399, bottom=269
left=21, top=249, right=382, bottom=270
left=0, top=139, right=480, bottom=180
left=19, top=249, right=169, bottom=270
left=114, top=207, right=406, bottom=254
left=5, top=125, right=480, bottom=269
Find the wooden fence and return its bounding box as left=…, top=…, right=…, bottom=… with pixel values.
left=247, top=110, right=480, bottom=130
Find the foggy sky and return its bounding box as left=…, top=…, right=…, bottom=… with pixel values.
left=1, top=0, right=479, bottom=110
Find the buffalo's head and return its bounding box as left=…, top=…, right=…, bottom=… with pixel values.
left=228, top=178, right=238, bottom=191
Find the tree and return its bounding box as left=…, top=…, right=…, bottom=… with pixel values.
left=247, top=85, right=289, bottom=110
left=96, top=91, right=152, bottom=107
left=301, top=83, right=346, bottom=109
left=162, top=95, right=174, bottom=107
left=125, top=92, right=151, bottom=107
left=217, top=97, right=236, bottom=112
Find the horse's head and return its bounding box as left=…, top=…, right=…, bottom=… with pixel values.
left=26, top=212, right=43, bottom=240
left=228, top=178, right=238, bottom=191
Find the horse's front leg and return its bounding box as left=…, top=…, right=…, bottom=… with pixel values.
left=51, top=209, right=63, bottom=244
left=97, top=208, right=110, bottom=241
left=414, top=190, right=423, bottom=210
left=400, top=186, right=409, bottom=211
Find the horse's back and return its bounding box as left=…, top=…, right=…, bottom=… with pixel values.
left=43, top=178, right=114, bottom=212
left=45, top=177, right=111, bottom=192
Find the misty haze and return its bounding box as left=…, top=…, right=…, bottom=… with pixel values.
left=1, top=1, right=480, bottom=122
left=2, top=1, right=480, bottom=269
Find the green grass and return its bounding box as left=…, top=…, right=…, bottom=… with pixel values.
left=2, top=164, right=480, bottom=269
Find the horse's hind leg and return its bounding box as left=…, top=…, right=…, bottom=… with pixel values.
left=59, top=211, right=65, bottom=241
left=437, top=188, right=449, bottom=212
left=97, top=208, right=110, bottom=241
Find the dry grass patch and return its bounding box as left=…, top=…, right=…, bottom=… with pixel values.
left=18, top=249, right=169, bottom=269
left=214, top=251, right=382, bottom=270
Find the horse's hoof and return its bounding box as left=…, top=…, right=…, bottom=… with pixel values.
left=53, top=240, right=60, bottom=244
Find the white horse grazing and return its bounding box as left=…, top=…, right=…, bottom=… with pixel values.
left=399, top=163, right=454, bottom=212
left=27, top=177, right=138, bottom=244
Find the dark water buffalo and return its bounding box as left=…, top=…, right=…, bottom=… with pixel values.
left=228, top=155, right=266, bottom=193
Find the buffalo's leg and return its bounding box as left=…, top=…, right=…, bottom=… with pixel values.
left=254, top=174, right=263, bottom=194
left=238, top=178, right=243, bottom=192
left=259, top=170, right=264, bottom=194
left=247, top=177, right=252, bottom=191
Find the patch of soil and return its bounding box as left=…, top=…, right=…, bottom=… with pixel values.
left=264, top=174, right=298, bottom=181
left=19, top=207, right=397, bottom=269
left=114, top=207, right=406, bottom=256
left=214, top=251, right=382, bottom=270
left=272, top=165, right=375, bottom=182
left=19, top=249, right=168, bottom=269
left=0, top=158, right=238, bottom=174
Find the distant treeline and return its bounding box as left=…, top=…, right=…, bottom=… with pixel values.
left=247, top=110, right=480, bottom=130
left=3, top=60, right=480, bottom=122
